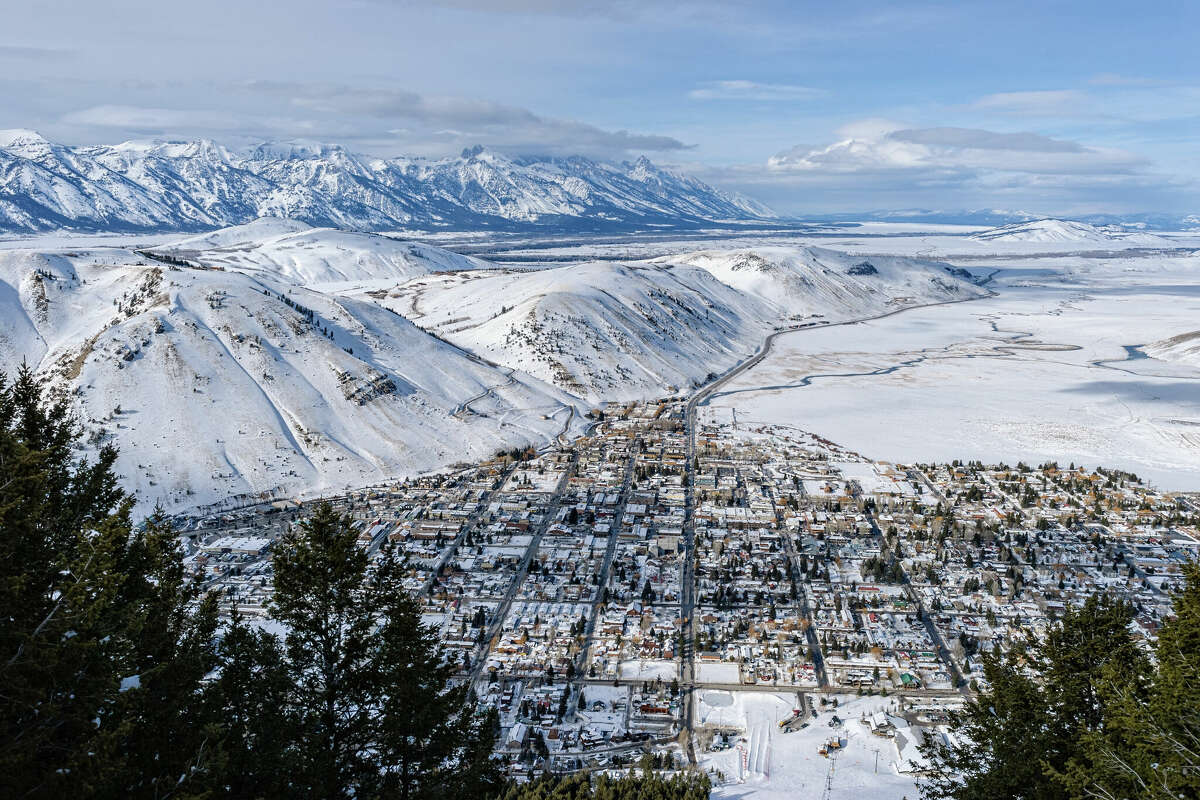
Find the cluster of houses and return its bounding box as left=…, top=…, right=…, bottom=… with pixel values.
left=175, top=398, right=1199, bottom=779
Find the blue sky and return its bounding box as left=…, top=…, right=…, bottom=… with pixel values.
left=3, top=0, right=1197, bottom=214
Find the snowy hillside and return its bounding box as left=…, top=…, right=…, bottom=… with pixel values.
left=151, top=219, right=493, bottom=288
left=369, top=246, right=984, bottom=402
left=0, top=219, right=989, bottom=511
left=969, top=219, right=1168, bottom=245
left=371, top=262, right=775, bottom=401
left=1145, top=330, right=1200, bottom=368
left=0, top=246, right=581, bottom=514
left=0, top=131, right=773, bottom=233
left=655, top=247, right=986, bottom=321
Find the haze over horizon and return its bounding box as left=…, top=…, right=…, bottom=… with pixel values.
left=4, top=0, right=1198, bottom=217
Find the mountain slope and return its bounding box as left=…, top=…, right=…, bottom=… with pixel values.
left=373, top=261, right=775, bottom=400
left=370, top=245, right=985, bottom=401
left=152, top=219, right=494, bottom=288
left=0, top=131, right=774, bottom=233
left=1145, top=331, right=1200, bottom=369
left=0, top=245, right=581, bottom=514
left=0, top=221, right=988, bottom=511
left=655, top=247, right=985, bottom=320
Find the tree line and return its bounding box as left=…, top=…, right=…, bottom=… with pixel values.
left=920, top=562, right=1199, bottom=799
left=0, top=365, right=498, bottom=799
left=495, top=772, right=711, bottom=800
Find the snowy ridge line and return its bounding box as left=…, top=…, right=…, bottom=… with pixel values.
left=0, top=130, right=774, bottom=234
left=0, top=218, right=987, bottom=514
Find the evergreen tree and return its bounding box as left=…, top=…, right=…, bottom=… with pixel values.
left=269, top=503, right=379, bottom=798
left=262, top=505, right=501, bottom=800
left=1063, top=562, right=1200, bottom=799
left=496, top=770, right=711, bottom=800
left=919, top=594, right=1148, bottom=800
left=372, top=539, right=502, bottom=800
left=0, top=366, right=218, bottom=798
left=202, top=609, right=293, bottom=797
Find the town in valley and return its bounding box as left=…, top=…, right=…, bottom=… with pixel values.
left=179, top=393, right=1198, bottom=796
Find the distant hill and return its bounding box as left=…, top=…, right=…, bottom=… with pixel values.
left=801, top=209, right=1197, bottom=231
left=1145, top=331, right=1200, bottom=369
left=152, top=218, right=495, bottom=288
left=969, top=219, right=1170, bottom=245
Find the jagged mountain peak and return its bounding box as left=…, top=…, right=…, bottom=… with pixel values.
left=0, top=128, right=51, bottom=149
left=0, top=132, right=774, bottom=233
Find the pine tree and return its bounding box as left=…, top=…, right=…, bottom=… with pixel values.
left=0, top=366, right=218, bottom=797
left=264, top=505, right=501, bottom=799
left=1064, top=562, right=1200, bottom=799
left=919, top=594, right=1146, bottom=800
left=202, top=609, right=293, bottom=797
left=268, top=502, right=382, bottom=798
left=372, top=539, right=502, bottom=800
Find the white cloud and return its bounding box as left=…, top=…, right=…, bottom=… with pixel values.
left=969, top=85, right=1200, bottom=126
left=972, top=90, right=1089, bottom=116
left=61, top=105, right=246, bottom=131
left=245, top=82, right=689, bottom=157
left=767, top=125, right=1144, bottom=176
left=0, top=44, right=72, bottom=59
left=58, top=86, right=690, bottom=160
left=703, top=121, right=1191, bottom=215
left=689, top=80, right=826, bottom=101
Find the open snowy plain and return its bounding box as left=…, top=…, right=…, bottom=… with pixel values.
left=699, top=244, right=1200, bottom=493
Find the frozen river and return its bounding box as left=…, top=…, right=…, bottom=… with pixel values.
left=701, top=259, right=1200, bottom=491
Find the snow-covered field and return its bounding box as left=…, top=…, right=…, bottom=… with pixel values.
left=701, top=251, right=1200, bottom=491
left=696, top=691, right=921, bottom=800
left=618, top=659, right=678, bottom=681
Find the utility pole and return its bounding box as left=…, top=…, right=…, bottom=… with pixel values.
left=822, top=748, right=838, bottom=800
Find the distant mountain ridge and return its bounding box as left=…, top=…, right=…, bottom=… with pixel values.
left=968, top=218, right=1171, bottom=246
left=801, top=208, right=1198, bottom=231
left=0, top=130, right=775, bottom=234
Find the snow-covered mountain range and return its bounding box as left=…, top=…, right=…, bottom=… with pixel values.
left=0, top=220, right=985, bottom=513
left=0, top=130, right=773, bottom=234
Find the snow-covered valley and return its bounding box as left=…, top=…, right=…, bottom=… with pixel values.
left=695, top=226, right=1200, bottom=493
left=2, top=216, right=1197, bottom=515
